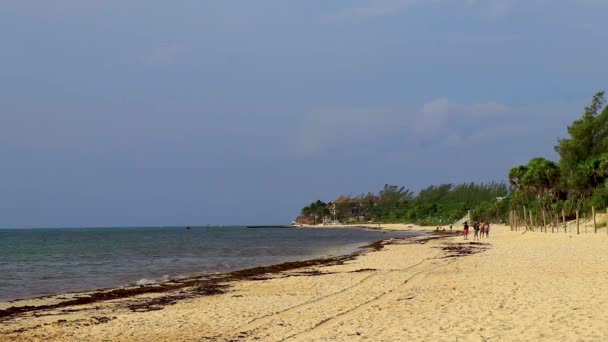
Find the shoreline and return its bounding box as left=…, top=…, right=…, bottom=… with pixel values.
left=0, top=229, right=422, bottom=306
left=1, top=228, right=466, bottom=341
left=295, top=222, right=451, bottom=231
left=0, top=229, right=442, bottom=321
left=7, top=225, right=608, bottom=340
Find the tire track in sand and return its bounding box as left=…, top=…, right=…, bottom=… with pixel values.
left=214, top=257, right=438, bottom=342
left=282, top=259, right=457, bottom=342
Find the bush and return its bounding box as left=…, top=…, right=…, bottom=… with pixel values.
left=590, top=182, right=608, bottom=210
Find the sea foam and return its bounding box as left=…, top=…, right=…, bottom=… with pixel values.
left=134, top=275, right=171, bottom=286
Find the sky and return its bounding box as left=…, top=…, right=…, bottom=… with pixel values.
left=1, top=0, right=608, bottom=227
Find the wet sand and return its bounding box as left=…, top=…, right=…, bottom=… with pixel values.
left=3, top=225, right=608, bottom=341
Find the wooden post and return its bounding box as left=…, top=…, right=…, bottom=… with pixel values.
left=562, top=208, right=566, bottom=233
left=518, top=212, right=522, bottom=231
left=584, top=212, right=587, bottom=233
left=553, top=213, right=557, bottom=233
left=593, top=206, right=597, bottom=233
left=576, top=210, right=580, bottom=235
left=530, top=210, right=535, bottom=231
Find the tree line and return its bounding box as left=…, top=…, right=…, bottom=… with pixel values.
left=298, top=182, right=509, bottom=225
left=509, top=91, right=608, bottom=225
left=298, top=90, right=608, bottom=226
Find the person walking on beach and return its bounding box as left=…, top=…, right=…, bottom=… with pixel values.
left=473, top=222, right=480, bottom=241
left=479, top=220, right=486, bottom=239
left=484, top=221, right=490, bottom=238
left=463, top=222, right=469, bottom=240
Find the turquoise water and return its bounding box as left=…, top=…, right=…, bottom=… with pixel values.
left=0, top=226, right=420, bottom=302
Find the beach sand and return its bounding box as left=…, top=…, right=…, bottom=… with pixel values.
left=3, top=224, right=608, bottom=341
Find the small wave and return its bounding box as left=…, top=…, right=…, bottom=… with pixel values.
left=134, top=278, right=157, bottom=286
left=133, top=274, right=172, bottom=286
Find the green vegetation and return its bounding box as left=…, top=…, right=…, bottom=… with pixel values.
left=509, top=91, right=608, bottom=225
left=300, top=200, right=331, bottom=220
left=298, top=90, right=608, bottom=227
left=298, top=182, right=509, bottom=225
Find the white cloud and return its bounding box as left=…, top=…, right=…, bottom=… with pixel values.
left=452, top=102, right=511, bottom=119
left=415, top=98, right=450, bottom=135
left=483, top=0, right=515, bottom=16
left=141, top=45, right=188, bottom=65
left=1, top=1, right=121, bottom=16
left=337, top=0, right=520, bottom=18
left=422, top=98, right=449, bottom=114
left=338, top=0, right=439, bottom=17
left=291, top=98, right=510, bottom=156
left=467, top=122, right=528, bottom=141
left=291, top=106, right=403, bottom=155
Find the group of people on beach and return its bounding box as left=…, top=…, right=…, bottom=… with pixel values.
left=462, top=221, right=489, bottom=241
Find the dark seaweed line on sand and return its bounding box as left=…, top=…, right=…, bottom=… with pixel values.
left=0, top=231, right=458, bottom=322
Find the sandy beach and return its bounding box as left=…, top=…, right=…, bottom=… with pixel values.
left=3, top=224, right=608, bottom=341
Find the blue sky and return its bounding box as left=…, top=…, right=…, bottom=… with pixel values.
left=1, top=0, right=607, bottom=227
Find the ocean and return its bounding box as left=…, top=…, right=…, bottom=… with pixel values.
left=0, top=226, right=420, bottom=302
